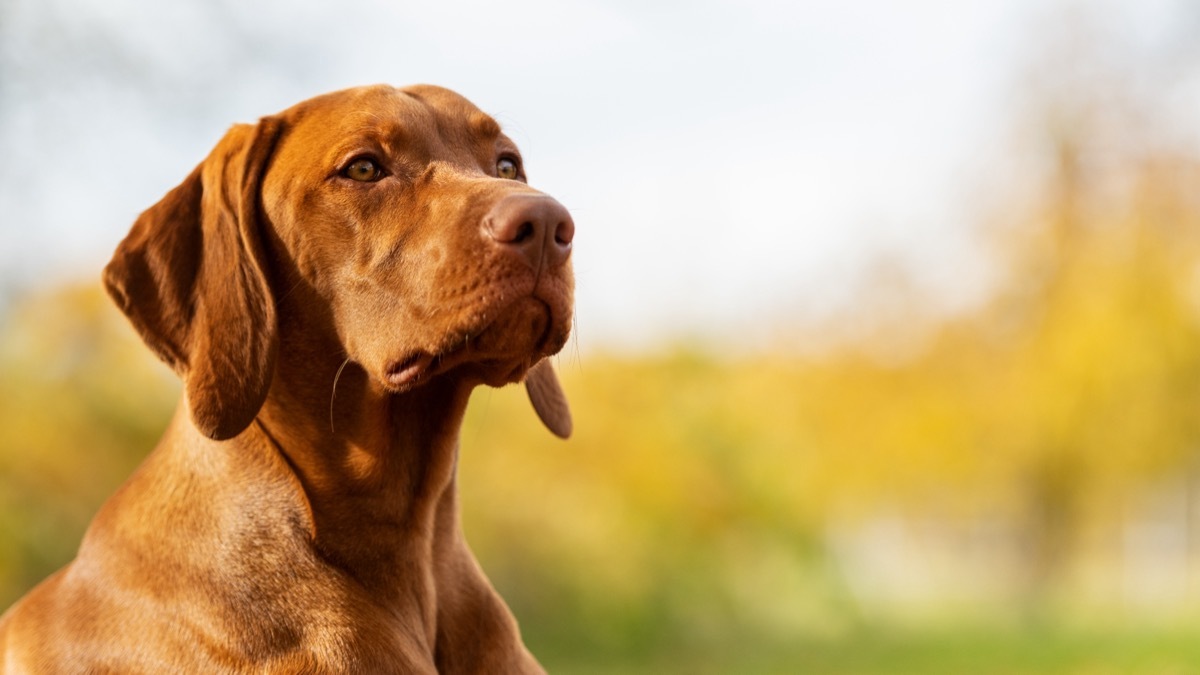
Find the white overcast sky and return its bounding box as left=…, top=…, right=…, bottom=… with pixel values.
left=1, top=0, right=1195, bottom=348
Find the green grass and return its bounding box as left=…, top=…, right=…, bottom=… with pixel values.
left=533, top=628, right=1200, bottom=675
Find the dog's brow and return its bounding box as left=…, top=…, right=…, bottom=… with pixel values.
left=329, top=118, right=418, bottom=160
left=469, top=112, right=501, bottom=139
left=341, top=110, right=404, bottom=136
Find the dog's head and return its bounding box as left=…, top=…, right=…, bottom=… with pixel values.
left=103, top=84, right=573, bottom=441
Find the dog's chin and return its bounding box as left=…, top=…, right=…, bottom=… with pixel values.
left=379, top=297, right=570, bottom=393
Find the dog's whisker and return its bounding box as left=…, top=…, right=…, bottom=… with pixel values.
left=277, top=277, right=306, bottom=303
left=329, top=357, right=352, bottom=434
left=571, top=313, right=582, bottom=372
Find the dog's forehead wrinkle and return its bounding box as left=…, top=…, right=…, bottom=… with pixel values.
left=393, top=89, right=501, bottom=159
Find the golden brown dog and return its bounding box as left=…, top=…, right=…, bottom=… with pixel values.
left=0, top=84, right=574, bottom=673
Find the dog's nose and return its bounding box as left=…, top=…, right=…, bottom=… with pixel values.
left=484, top=194, right=574, bottom=270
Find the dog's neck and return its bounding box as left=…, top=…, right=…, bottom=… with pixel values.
left=248, top=307, right=474, bottom=617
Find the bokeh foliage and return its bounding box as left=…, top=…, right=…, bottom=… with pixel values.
left=0, top=286, right=178, bottom=600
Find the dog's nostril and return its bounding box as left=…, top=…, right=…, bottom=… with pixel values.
left=554, top=219, right=575, bottom=247
left=514, top=222, right=535, bottom=244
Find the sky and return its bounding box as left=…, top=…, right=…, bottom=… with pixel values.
left=1, top=0, right=1194, bottom=349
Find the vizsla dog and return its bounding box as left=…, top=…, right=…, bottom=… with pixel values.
left=0, top=84, right=574, bottom=673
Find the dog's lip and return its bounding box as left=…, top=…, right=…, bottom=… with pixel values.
left=381, top=341, right=481, bottom=391
left=384, top=352, right=436, bottom=388
left=381, top=288, right=567, bottom=391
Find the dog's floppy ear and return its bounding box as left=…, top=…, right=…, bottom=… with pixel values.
left=104, top=119, right=282, bottom=441
left=525, top=359, right=572, bottom=439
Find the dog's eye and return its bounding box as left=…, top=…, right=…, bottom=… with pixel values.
left=343, top=158, right=382, bottom=182
left=497, top=157, right=520, bottom=180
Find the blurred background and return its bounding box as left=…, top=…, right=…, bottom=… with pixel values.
left=3, top=0, right=1200, bottom=672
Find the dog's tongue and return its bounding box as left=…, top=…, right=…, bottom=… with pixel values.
left=386, top=353, right=434, bottom=388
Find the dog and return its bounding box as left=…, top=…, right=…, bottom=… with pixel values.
left=0, top=84, right=574, bottom=674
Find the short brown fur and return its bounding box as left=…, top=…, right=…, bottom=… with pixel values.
left=0, top=84, right=574, bottom=674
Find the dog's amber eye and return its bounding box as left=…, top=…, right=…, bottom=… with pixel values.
left=343, top=158, right=381, bottom=182
left=497, top=157, right=519, bottom=180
